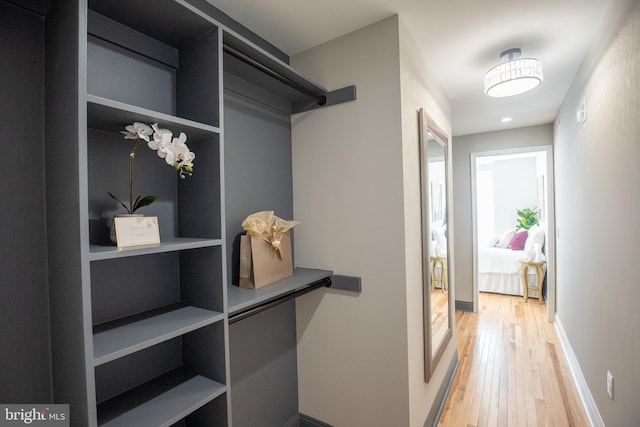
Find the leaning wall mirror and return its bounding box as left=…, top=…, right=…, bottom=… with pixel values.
left=419, top=108, right=452, bottom=382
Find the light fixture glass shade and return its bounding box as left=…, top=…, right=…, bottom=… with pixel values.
left=484, top=57, right=543, bottom=97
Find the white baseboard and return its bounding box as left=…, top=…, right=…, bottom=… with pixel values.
left=554, top=315, right=604, bottom=427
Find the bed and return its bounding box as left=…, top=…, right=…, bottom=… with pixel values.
left=478, top=225, right=546, bottom=297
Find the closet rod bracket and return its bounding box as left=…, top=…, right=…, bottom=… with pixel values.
left=292, top=85, right=356, bottom=114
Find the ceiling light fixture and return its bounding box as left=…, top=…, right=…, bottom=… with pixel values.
left=501, top=117, right=512, bottom=123
left=484, top=48, right=543, bottom=97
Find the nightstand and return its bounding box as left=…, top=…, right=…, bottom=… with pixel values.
left=519, top=259, right=545, bottom=302
left=430, top=256, right=447, bottom=292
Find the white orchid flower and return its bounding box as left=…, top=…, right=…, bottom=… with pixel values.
left=182, top=150, right=195, bottom=167
left=165, top=150, right=175, bottom=166
left=173, top=132, right=188, bottom=148
left=149, top=123, right=172, bottom=158
left=175, top=145, right=195, bottom=179
left=114, top=123, right=196, bottom=212
left=165, top=132, right=189, bottom=166
left=120, top=122, right=153, bottom=141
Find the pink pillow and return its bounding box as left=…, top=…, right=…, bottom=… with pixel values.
left=510, top=230, right=528, bottom=250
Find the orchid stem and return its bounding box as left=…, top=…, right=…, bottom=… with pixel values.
left=129, top=150, right=134, bottom=214
left=128, top=139, right=144, bottom=213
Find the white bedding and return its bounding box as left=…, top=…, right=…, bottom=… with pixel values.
left=478, top=247, right=544, bottom=297
left=478, top=247, right=526, bottom=274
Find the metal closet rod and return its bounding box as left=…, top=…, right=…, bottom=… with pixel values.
left=223, top=44, right=327, bottom=106
left=228, top=277, right=331, bottom=324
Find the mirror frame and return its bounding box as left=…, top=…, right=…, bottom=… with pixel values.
left=419, top=108, right=452, bottom=383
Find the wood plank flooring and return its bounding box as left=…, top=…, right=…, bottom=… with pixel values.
left=437, top=292, right=589, bottom=427
left=432, top=288, right=450, bottom=354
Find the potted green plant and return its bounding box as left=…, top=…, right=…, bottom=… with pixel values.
left=515, top=207, right=539, bottom=230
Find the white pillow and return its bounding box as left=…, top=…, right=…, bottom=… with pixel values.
left=487, top=235, right=499, bottom=247
left=432, top=227, right=447, bottom=249
left=497, top=228, right=516, bottom=248
left=534, top=243, right=546, bottom=262
left=524, top=225, right=545, bottom=252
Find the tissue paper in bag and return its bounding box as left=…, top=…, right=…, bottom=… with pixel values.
left=239, top=211, right=299, bottom=289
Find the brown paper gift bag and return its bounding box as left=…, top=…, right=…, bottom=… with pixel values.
left=239, top=231, right=293, bottom=289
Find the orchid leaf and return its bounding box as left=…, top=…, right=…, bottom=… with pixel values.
left=108, top=192, right=132, bottom=214
left=132, top=195, right=156, bottom=213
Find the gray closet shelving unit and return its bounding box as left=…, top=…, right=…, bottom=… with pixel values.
left=43, top=0, right=354, bottom=426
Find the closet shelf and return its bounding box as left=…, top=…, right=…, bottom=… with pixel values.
left=89, top=0, right=217, bottom=50
left=89, top=238, right=222, bottom=261
left=87, top=95, right=221, bottom=138
left=98, top=370, right=225, bottom=427
left=228, top=268, right=332, bottom=317
left=93, top=306, right=225, bottom=366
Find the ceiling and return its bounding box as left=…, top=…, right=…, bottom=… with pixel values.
left=207, top=0, right=614, bottom=136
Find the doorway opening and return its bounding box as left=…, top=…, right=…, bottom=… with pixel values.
left=471, top=146, right=556, bottom=321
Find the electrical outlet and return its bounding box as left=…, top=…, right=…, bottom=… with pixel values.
left=607, top=370, right=614, bottom=400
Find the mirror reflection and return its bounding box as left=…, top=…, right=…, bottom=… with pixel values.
left=419, top=108, right=452, bottom=382
left=427, top=136, right=449, bottom=358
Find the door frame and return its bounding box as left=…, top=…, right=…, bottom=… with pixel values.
left=470, top=145, right=556, bottom=322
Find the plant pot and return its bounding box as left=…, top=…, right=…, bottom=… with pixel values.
left=109, top=213, right=144, bottom=244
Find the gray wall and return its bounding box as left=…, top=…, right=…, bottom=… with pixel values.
left=223, top=79, right=293, bottom=283
left=291, top=17, right=409, bottom=426
left=229, top=301, right=298, bottom=427
left=452, top=125, right=553, bottom=303
left=291, top=15, right=455, bottom=426
left=554, top=0, right=640, bottom=424
left=0, top=1, right=52, bottom=402
left=223, top=78, right=298, bottom=424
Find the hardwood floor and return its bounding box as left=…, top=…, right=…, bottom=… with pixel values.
left=437, top=292, right=589, bottom=427
left=432, top=288, right=450, bottom=354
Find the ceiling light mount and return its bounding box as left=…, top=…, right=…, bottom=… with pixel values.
left=484, top=48, right=543, bottom=97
